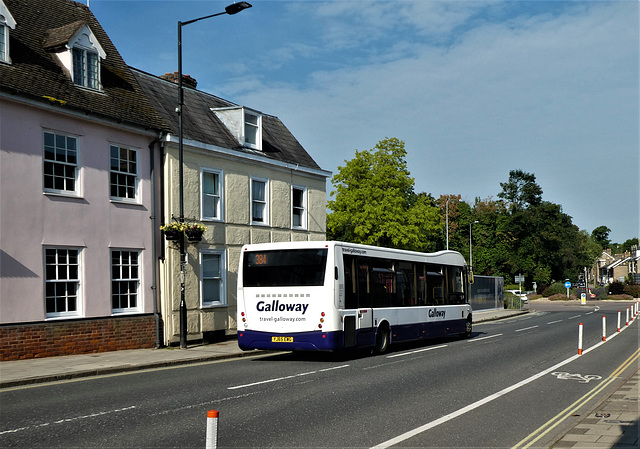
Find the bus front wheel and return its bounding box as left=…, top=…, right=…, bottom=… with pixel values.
left=374, top=325, right=390, bottom=354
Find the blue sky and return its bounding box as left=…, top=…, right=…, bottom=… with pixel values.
left=88, top=0, right=639, bottom=244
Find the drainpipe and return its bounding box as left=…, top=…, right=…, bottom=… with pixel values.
left=149, top=133, right=164, bottom=349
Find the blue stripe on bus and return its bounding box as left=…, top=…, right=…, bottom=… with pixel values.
left=238, top=330, right=343, bottom=351
left=238, top=318, right=468, bottom=352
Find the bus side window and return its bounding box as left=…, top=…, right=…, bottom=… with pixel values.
left=446, top=266, right=465, bottom=304
left=416, top=264, right=426, bottom=306
left=343, top=255, right=357, bottom=309
left=397, top=261, right=415, bottom=306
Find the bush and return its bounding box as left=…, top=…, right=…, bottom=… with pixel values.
left=623, top=284, right=640, bottom=298
left=607, top=294, right=633, bottom=301
left=542, top=282, right=568, bottom=297
left=548, top=293, right=578, bottom=301
left=590, top=286, right=608, bottom=299
left=504, top=293, right=526, bottom=309
left=609, top=281, right=625, bottom=295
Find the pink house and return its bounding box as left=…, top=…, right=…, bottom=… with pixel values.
left=0, top=0, right=167, bottom=359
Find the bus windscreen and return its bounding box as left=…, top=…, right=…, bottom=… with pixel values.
left=243, top=249, right=328, bottom=287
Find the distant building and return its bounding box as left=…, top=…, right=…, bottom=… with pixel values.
left=592, top=242, right=640, bottom=285
left=134, top=70, right=330, bottom=346
left=0, top=0, right=167, bottom=360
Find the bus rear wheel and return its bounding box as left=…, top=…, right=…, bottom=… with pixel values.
left=460, top=317, right=472, bottom=339
left=374, top=325, right=390, bottom=354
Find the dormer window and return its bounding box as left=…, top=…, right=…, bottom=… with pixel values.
left=44, top=22, right=106, bottom=91
left=243, top=109, right=262, bottom=150
left=0, top=22, right=7, bottom=63
left=0, top=1, right=17, bottom=64
left=72, top=47, right=99, bottom=89
left=211, top=106, right=263, bottom=151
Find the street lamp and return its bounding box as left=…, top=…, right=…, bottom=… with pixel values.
left=177, top=1, right=252, bottom=349
left=445, top=198, right=453, bottom=250
left=469, top=220, right=479, bottom=269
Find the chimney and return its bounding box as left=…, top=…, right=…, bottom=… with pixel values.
left=160, top=71, right=198, bottom=89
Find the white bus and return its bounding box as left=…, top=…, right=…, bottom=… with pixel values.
left=237, top=241, right=473, bottom=354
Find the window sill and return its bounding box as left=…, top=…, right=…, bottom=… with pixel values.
left=44, top=191, right=83, bottom=200
left=110, top=198, right=143, bottom=207
left=112, top=310, right=144, bottom=316
left=201, top=304, right=228, bottom=309
left=45, top=314, right=82, bottom=320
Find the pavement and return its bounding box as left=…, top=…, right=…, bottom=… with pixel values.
left=1, top=306, right=637, bottom=448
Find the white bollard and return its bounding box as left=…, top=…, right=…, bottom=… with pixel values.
left=602, top=316, right=606, bottom=341
left=626, top=307, right=630, bottom=326
left=206, top=410, right=219, bottom=449
left=617, top=311, right=621, bottom=332
left=578, top=323, right=583, bottom=355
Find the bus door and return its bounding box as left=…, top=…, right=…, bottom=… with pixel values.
left=355, top=258, right=374, bottom=346
left=342, top=255, right=373, bottom=347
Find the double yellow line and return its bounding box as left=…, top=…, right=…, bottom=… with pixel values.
left=513, top=347, right=640, bottom=449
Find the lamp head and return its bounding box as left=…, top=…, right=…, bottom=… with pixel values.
left=225, top=1, right=252, bottom=15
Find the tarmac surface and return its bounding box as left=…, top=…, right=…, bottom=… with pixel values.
left=1, top=305, right=638, bottom=448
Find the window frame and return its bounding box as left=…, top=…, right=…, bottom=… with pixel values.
left=243, top=109, right=262, bottom=151
left=43, top=130, right=80, bottom=196
left=201, top=168, right=224, bottom=222
left=109, top=144, right=139, bottom=203
left=111, top=249, right=141, bottom=314
left=0, top=22, right=7, bottom=63
left=250, top=177, right=269, bottom=225
left=44, top=247, right=82, bottom=318
left=200, top=250, right=227, bottom=308
left=0, top=4, right=16, bottom=64
left=291, top=185, right=308, bottom=230
left=72, top=46, right=100, bottom=90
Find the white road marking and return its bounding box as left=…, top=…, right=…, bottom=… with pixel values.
left=551, top=372, right=602, bottom=383
left=516, top=325, right=539, bottom=332
left=547, top=320, right=563, bottom=325
left=0, top=406, right=136, bottom=435
left=568, top=315, right=581, bottom=319
left=468, top=334, right=502, bottom=342
left=386, top=344, right=448, bottom=358
left=227, top=365, right=349, bottom=390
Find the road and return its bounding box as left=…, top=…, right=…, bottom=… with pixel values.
left=1, top=301, right=638, bottom=448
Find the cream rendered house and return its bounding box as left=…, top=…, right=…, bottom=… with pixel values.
left=133, top=69, right=330, bottom=346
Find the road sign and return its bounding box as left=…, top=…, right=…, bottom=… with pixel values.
left=515, top=275, right=525, bottom=283
left=564, top=281, right=571, bottom=289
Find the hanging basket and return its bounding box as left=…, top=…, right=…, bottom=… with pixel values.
left=164, top=229, right=182, bottom=241
left=185, top=229, right=203, bottom=242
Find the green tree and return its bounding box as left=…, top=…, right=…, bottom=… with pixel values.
left=618, top=237, right=639, bottom=253
left=497, top=169, right=543, bottom=213
left=591, top=226, right=611, bottom=249
left=327, top=138, right=440, bottom=250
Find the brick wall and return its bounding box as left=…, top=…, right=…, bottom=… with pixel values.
left=0, top=315, right=160, bottom=361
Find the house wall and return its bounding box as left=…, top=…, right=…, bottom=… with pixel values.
left=0, top=100, right=160, bottom=358
left=160, top=143, right=327, bottom=345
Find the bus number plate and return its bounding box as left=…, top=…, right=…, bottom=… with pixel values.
left=272, top=336, right=293, bottom=343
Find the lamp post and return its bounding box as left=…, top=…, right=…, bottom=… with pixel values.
left=469, top=220, right=479, bottom=270
left=177, top=1, right=252, bottom=349
left=445, top=198, right=453, bottom=250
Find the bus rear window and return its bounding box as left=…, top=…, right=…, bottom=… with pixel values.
left=243, top=249, right=328, bottom=287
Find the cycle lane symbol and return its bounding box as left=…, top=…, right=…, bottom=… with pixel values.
left=551, top=372, right=602, bottom=383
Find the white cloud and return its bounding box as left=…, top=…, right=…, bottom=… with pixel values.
left=227, top=1, right=638, bottom=242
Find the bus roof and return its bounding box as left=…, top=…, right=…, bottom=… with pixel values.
left=241, top=241, right=468, bottom=267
